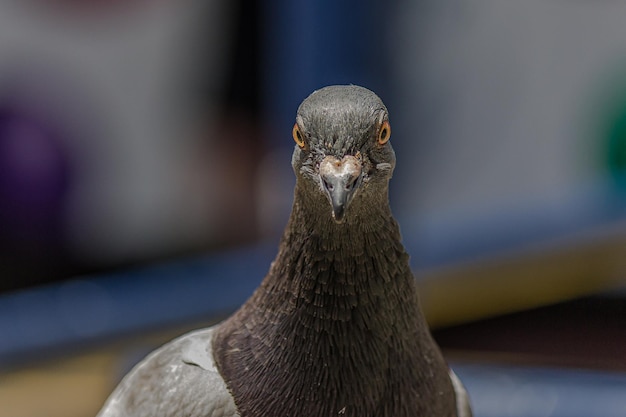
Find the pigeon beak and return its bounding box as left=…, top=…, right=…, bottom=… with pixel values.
left=319, top=155, right=362, bottom=223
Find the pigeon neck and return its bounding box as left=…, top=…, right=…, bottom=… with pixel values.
left=213, top=187, right=455, bottom=417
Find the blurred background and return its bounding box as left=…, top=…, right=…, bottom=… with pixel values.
left=2, top=1, right=626, bottom=416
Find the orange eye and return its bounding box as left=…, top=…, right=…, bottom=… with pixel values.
left=378, top=120, right=391, bottom=145
left=293, top=123, right=305, bottom=148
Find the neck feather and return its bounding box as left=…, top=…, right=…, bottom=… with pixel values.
left=212, top=187, right=456, bottom=417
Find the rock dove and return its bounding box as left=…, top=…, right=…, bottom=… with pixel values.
left=97, top=85, right=472, bottom=417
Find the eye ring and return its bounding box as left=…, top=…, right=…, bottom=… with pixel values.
left=293, top=123, right=306, bottom=148
left=378, top=120, right=391, bottom=145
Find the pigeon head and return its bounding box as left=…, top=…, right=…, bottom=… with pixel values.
left=291, top=85, right=396, bottom=223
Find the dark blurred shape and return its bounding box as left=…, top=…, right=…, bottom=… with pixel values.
left=435, top=295, right=626, bottom=371
left=218, top=0, right=261, bottom=119
left=197, top=0, right=263, bottom=245
left=0, top=100, right=74, bottom=291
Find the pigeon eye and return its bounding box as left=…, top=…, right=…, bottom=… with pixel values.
left=293, top=123, right=306, bottom=148
left=377, top=121, right=391, bottom=145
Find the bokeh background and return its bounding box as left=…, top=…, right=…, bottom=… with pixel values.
left=2, top=1, right=626, bottom=416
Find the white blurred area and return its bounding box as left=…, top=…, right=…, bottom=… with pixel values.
left=0, top=1, right=236, bottom=270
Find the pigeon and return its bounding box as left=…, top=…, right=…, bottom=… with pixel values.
left=96, top=85, right=472, bottom=417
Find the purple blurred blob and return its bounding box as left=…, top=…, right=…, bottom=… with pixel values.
left=0, top=105, right=72, bottom=248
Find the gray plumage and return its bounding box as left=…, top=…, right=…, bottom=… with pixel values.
left=97, top=328, right=238, bottom=417
left=97, top=85, right=472, bottom=417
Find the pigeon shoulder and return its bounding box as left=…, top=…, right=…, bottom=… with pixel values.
left=97, top=326, right=239, bottom=417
